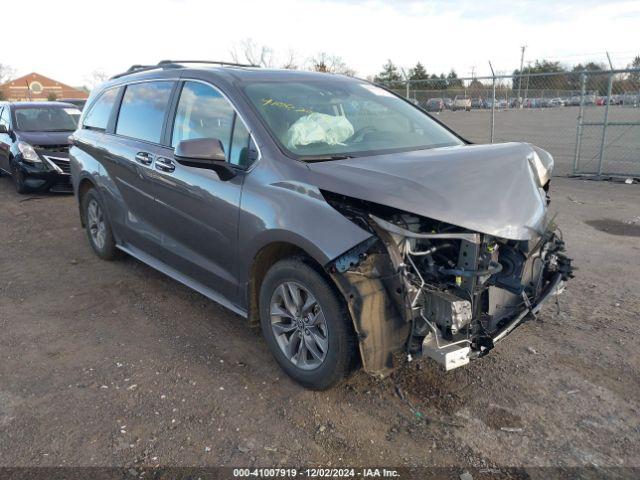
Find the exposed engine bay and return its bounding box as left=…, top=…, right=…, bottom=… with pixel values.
left=323, top=190, right=574, bottom=375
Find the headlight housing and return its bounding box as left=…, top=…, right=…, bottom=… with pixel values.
left=17, top=141, right=42, bottom=163
left=527, top=150, right=553, bottom=187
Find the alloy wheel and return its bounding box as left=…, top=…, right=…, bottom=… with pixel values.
left=269, top=281, right=329, bottom=370
left=87, top=199, right=106, bottom=251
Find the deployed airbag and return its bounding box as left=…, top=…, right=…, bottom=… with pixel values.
left=286, top=113, right=354, bottom=148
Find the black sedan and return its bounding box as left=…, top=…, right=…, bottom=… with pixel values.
left=0, top=102, right=81, bottom=193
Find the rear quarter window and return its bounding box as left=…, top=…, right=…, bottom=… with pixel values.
left=83, top=88, right=119, bottom=131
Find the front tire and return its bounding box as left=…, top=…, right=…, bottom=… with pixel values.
left=11, top=165, right=29, bottom=194
left=81, top=188, right=119, bottom=260
left=259, top=258, right=357, bottom=389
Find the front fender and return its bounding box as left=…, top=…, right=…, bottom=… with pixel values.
left=238, top=171, right=373, bottom=285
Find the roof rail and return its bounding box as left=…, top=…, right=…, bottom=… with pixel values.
left=110, top=64, right=165, bottom=80
left=157, top=60, right=258, bottom=68
left=110, top=59, right=258, bottom=80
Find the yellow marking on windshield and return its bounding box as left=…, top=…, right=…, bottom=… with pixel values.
left=261, top=98, right=314, bottom=114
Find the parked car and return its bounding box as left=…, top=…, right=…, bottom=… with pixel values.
left=548, top=98, right=565, bottom=107
left=524, top=98, right=545, bottom=108
left=452, top=95, right=471, bottom=111
left=70, top=61, right=572, bottom=389
left=621, top=94, right=639, bottom=107
left=442, top=97, right=453, bottom=110
left=425, top=98, right=445, bottom=112
left=58, top=98, right=87, bottom=110
left=0, top=101, right=82, bottom=193
left=471, top=98, right=486, bottom=109
left=486, top=98, right=506, bottom=109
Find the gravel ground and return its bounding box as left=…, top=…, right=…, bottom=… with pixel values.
left=0, top=173, right=639, bottom=473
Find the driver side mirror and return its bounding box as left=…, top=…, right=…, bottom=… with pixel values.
left=174, top=138, right=236, bottom=181
left=0, top=124, right=8, bottom=134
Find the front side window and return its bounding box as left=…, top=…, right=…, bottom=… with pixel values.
left=116, top=82, right=173, bottom=143
left=172, top=82, right=257, bottom=168
left=171, top=82, right=235, bottom=153
left=83, top=88, right=119, bottom=131
left=243, top=81, right=463, bottom=159
left=13, top=106, right=79, bottom=132
left=228, top=118, right=254, bottom=167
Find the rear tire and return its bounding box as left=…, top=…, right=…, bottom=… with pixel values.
left=259, top=258, right=357, bottom=390
left=81, top=188, right=119, bottom=260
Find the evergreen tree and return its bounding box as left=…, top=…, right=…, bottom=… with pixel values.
left=447, top=69, right=463, bottom=88
left=512, top=59, right=568, bottom=90
left=568, top=63, right=606, bottom=91
left=409, top=62, right=428, bottom=81
left=374, top=60, right=402, bottom=85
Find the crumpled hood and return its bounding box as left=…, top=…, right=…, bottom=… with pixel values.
left=307, top=142, right=552, bottom=240
left=17, top=130, right=73, bottom=147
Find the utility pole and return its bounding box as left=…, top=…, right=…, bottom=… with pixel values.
left=517, top=45, right=526, bottom=107
left=400, top=67, right=410, bottom=100
left=605, top=51, right=614, bottom=70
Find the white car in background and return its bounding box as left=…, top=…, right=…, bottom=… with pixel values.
left=453, top=95, right=471, bottom=111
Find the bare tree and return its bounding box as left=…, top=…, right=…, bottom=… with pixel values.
left=85, top=70, right=110, bottom=90
left=230, top=38, right=274, bottom=67
left=280, top=49, right=299, bottom=70
left=308, top=52, right=355, bottom=76
left=0, top=63, right=16, bottom=84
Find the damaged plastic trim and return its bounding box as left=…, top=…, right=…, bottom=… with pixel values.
left=492, top=272, right=563, bottom=344
left=326, top=235, right=411, bottom=377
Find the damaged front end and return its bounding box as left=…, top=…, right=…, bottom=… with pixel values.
left=324, top=192, right=574, bottom=376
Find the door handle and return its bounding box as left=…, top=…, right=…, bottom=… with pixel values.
left=135, top=151, right=153, bottom=165
left=155, top=157, right=175, bottom=173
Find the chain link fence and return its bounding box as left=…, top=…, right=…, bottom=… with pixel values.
left=381, top=69, right=640, bottom=177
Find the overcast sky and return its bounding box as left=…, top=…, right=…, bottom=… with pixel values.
left=4, top=0, right=639, bottom=86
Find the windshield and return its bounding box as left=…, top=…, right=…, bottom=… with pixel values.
left=243, top=81, right=463, bottom=159
left=14, top=106, right=80, bottom=132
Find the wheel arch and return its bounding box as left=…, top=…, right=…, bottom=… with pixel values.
left=247, top=240, right=340, bottom=328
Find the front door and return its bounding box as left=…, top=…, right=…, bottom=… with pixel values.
left=148, top=80, right=256, bottom=305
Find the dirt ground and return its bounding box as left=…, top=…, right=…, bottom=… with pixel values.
left=1, top=173, right=639, bottom=474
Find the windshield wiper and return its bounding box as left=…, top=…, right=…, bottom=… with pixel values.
left=301, top=154, right=354, bottom=162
